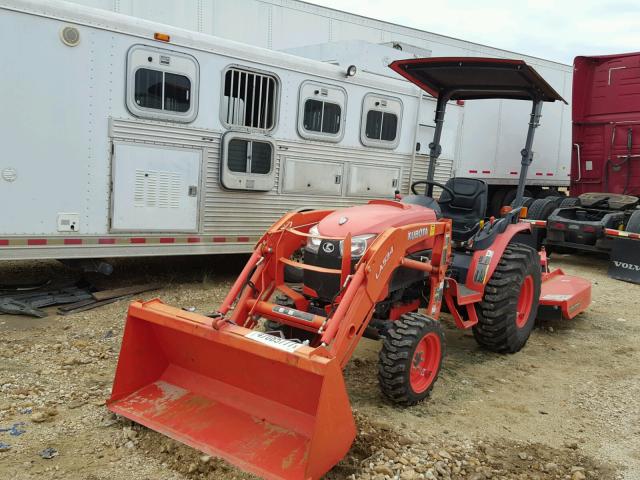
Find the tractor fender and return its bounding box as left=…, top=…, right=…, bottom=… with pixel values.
left=465, top=222, right=532, bottom=293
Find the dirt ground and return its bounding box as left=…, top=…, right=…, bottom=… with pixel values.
left=0, top=252, right=638, bottom=480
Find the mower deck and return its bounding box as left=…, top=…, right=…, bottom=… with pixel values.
left=538, top=269, right=591, bottom=321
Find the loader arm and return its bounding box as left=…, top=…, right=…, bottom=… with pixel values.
left=215, top=209, right=452, bottom=366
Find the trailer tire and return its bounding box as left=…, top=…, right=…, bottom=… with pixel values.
left=626, top=210, right=640, bottom=233
left=378, top=312, right=445, bottom=406
left=560, top=197, right=580, bottom=208
left=472, top=243, right=541, bottom=353
left=510, top=196, right=535, bottom=208
left=528, top=197, right=560, bottom=220
left=503, top=188, right=532, bottom=208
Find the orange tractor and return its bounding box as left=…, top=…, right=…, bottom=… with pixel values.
left=108, top=58, right=592, bottom=480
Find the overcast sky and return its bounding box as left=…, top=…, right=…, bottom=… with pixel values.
left=307, top=0, right=640, bottom=65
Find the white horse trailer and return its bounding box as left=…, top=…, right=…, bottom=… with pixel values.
left=0, top=0, right=571, bottom=262
left=65, top=0, right=575, bottom=209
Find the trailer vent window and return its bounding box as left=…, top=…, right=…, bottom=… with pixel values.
left=222, top=68, right=278, bottom=131
left=126, top=45, right=199, bottom=123
left=297, top=81, right=347, bottom=142
left=227, top=139, right=273, bottom=175
left=365, top=110, right=398, bottom=141
left=360, top=94, right=402, bottom=149
left=222, top=135, right=275, bottom=191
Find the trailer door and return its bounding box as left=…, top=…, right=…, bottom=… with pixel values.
left=111, top=143, right=201, bottom=232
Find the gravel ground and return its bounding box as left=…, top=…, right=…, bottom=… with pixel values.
left=0, top=252, right=637, bottom=480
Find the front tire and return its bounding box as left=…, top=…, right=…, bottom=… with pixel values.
left=473, top=243, right=541, bottom=353
left=378, top=313, right=445, bottom=406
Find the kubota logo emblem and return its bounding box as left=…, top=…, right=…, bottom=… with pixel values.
left=322, top=242, right=335, bottom=254
left=408, top=227, right=428, bottom=241
left=613, top=260, right=640, bottom=271
left=375, top=246, right=394, bottom=280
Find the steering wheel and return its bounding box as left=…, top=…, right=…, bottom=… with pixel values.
left=411, top=180, right=456, bottom=201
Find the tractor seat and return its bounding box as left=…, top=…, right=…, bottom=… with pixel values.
left=438, top=178, right=488, bottom=241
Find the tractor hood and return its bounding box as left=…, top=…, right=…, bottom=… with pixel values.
left=389, top=57, right=566, bottom=103
left=317, top=200, right=438, bottom=237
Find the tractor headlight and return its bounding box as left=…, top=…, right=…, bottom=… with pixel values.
left=306, top=225, right=322, bottom=253
left=339, top=234, right=376, bottom=258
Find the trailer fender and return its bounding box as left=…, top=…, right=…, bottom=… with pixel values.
left=466, top=222, right=532, bottom=292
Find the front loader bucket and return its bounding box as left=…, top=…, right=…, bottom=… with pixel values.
left=108, top=299, right=356, bottom=480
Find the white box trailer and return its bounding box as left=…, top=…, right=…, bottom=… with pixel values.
left=0, top=0, right=571, bottom=262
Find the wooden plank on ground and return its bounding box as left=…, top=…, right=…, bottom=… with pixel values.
left=91, top=283, right=161, bottom=302
left=58, top=297, right=129, bottom=316
left=57, top=298, right=96, bottom=312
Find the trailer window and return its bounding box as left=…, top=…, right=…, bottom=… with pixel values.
left=360, top=94, right=403, bottom=149
left=134, top=69, right=191, bottom=113
left=303, top=100, right=341, bottom=134
left=365, top=110, right=398, bottom=141
left=297, top=81, right=347, bottom=142
left=222, top=134, right=276, bottom=191
left=126, top=45, right=199, bottom=123
left=222, top=67, right=279, bottom=132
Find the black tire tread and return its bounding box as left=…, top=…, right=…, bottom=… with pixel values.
left=378, top=312, right=445, bottom=406
left=560, top=196, right=580, bottom=208
left=626, top=210, right=640, bottom=233
left=528, top=197, right=560, bottom=221
left=510, top=196, right=535, bottom=208
left=472, top=244, right=541, bottom=353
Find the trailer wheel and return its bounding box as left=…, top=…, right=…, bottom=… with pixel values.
left=472, top=243, right=541, bottom=353
left=528, top=197, right=560, bottom=220
left=560, top=197, right=580, bottom=208
left=378, top=312, right=445, bottom=406
left=510, top=196, right=535, bottom=208
left=502, top=188, right=532, bottom=208
left=626, top=210, right=640, bottom=233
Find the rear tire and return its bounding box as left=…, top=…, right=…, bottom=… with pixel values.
left=473, top=243, right=541, bottom=353
left=378, top=313, right=445, bottom=406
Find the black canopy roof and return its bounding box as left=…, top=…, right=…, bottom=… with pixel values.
left=389, top=57, right=566, bottom=103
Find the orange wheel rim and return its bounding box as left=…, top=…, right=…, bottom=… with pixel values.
left=410, top=332, right=441, bottom=393
left=516, top=274, right=534, bottom=328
